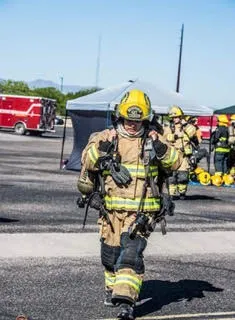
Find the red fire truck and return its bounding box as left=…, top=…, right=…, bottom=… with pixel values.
left=0, top=94, right=56, bottom=135
left=197, top=116, right=217, bottom=140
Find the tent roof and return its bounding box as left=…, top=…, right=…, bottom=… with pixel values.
left=213, top=105, right=235, bottom=115
left=66, top=79, right=214, bottom=116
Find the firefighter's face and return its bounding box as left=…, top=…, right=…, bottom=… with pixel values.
left=124, top=119, right=143, bottom=134
left=173, top=117, right=181, bottom=124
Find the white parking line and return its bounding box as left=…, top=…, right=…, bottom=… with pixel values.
left=98, top=311, right=235, bottom=320
left=0, top=231, right=235, bottom=258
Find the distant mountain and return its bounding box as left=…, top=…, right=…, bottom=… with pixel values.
left=0, top=78, right=94, bottom=94
left=28, top=79, right=93, bottom=93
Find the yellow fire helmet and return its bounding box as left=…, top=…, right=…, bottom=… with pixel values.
left=223, top=174, right=234, bottom=186
left=194, top=167, right=204, bottom=176
left=116, top=89, right=152, bottom=121
left=211, top=174, right=223, bottom=187
left=230, top=114, right=235, bottom=122
left=230, top=167, right=235, bottom=176
left=198, top=171, right=211, bottom=185
left=168, top=105, right=184, bottom=118
left=217, top=114, right=229, bottom=124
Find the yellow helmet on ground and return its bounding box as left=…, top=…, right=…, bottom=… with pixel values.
left=198, top=171, right=211, bottom=185
left=230, top=114, right=235, bottom=122
left=223, top=174, right=234, bottom=186
left=211, top=174, right=223, bottom=187
left=194, top=167, right=204, bottom=176
left=168, top=105, right=184, bottom=118
left=230, top=167, right=235, bottom=176
left=116, top=89, right=152, bottom=121
left=217, top=115, right=229, bottom=124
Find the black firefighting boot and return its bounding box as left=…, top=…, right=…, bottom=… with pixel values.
left=179, top=193, right=186, bottom=200
left=104, top=290, right=118, bottom=307
left=117, top=303, right=134, bottom=320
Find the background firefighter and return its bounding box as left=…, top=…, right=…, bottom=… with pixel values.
left=77, top=89, right=182, bottom=320
left=211, top=115, right=230, bottom=176
left=163, top=106, right=196, bottom=200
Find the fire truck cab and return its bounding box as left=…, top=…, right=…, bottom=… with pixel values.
left=0, top=94, right=57, bottom=135
left=197, top=116, right=217, bottom=140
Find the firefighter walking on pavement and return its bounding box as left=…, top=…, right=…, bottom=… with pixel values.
left=163, top=106, right=196, bottom=199
left=211, top=115, right=230, bottom=176
left=77, top=89, right=182, bottom=320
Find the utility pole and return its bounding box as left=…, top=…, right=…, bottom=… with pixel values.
left=176, top=23, right=184, bottom=93
left=95, top=34, right=102, bottom=88
left=60, top=76, right=64, bottom=93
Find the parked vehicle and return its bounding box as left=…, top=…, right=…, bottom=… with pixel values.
left=55, top=116, right=64, bottom=125
left=197, top=116, right=217, bottom=139
left=0, top=94, right=57, bottom=135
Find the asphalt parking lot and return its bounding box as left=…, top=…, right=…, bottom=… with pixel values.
left=0, top=129, right=234, bottom=320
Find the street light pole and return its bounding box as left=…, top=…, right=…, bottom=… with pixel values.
left=176, top=23, right=184, bottom=93
left=95, top=34, right=102, bottom=88
left=60, top=76, right=64, bottom=93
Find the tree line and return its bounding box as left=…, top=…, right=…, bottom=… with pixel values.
left=0, top=80, right=98, bottom=115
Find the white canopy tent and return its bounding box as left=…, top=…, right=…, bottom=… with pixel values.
left=66, top=79, right=213, bottom=116
left=62, top=79, right=214, bottom=171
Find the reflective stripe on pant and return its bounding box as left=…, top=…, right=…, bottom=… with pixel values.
left=168, top=170, right=189, bottom=195
left=112, top=268, right=143, bottom=304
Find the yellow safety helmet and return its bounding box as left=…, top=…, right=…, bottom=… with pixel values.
left=116, top=89, right=152, bottom=121
left=198, top=171, right=211, bottom=185
left=168, top=105, right=184, bottom=118
left=217, top=114, right=229, bottom=124
left=230, top=114, right=235, bottom=122
left=230, top=167, right=235, bottom=176
left=223, top=174, right=234, bottom=186
left=194, top=167, right=204, bottom=175
left=211, top=174, right=223, bottom=187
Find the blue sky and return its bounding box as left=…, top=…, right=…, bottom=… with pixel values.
left=0, top=0, right=234, bottom=107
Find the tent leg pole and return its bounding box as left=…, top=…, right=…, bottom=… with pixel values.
left=60, top=110, right=68, bottom=169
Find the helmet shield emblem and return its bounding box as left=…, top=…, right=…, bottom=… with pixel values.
left=127, top=106, right=143, bottom=120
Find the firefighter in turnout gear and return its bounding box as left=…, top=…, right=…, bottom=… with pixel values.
left=185, top=116, right=202, bottom=145
left=211, top=115, right=230, bottom=176
left=163, top=106, right=196, bottom=199
left=228, top=114, right=235, bottom=176
left=78, top=89, right=182, bottom=320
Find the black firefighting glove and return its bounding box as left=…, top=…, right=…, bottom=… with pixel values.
left=109, top=161, right=132, bottom=186
left=98, top=141, right=113, bottom=153
left=97, top=141, right=115, bottom=169
left=152, top=140, right=168, bottom=158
